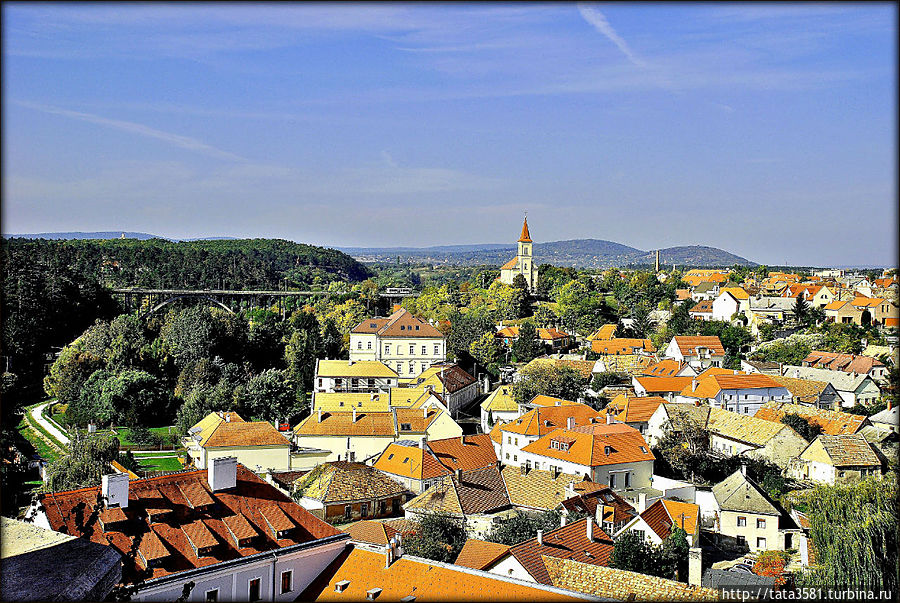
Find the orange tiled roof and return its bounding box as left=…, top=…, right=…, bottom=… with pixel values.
left=640, top=499, right=700, bottom=540
left=373, top=442, right=450, bottom=481
left=753, top=402, right=867, bottom=436
left=295, top=408, right=442, bottom=437
left=521, top=423, right=655, bottom=468
left=642, top=359, right=683, bottom=377
left=671, top=336, right=725, bottom=357
left=351, top=308, right=443, bottom=338
left=560, top=486, right=636, bottom=525
left=427, top=434, right=498, bottom=472
left=455, top=539, right=511, bottom=570
left=690, top=300, right=714, bottom=313
left=501, top=257, right=519, bottom=270
left=298, top=546, right=580, bottom=601
left=824, top=300, right=848, bottom=311
left=203, top=421, right=291, bottom=448
left=802, top=351, right=885, bottom=374
left=500, top=403, right=601, bottom=437
left=591, top=338, right=656, bottom=355
left=496, top=326, right=571, bottom=341
left=587, top=324, right=618, bottom=341
left=679, top=373, right=783, bottom=399
left=343, top=520, right=398, bottom=546
left=39, top=465, right=342, bottom=584
left=605, top=395, right=668, bottom=423
left=518, top=217, right=533, bottom=243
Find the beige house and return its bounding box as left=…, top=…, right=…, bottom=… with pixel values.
left=711, top=469, right=800, bottom=552
left=313, top=359, right=398, bottom=394
left=183, top=412, right=292, bottom=472
left=293, top=405, right=463, bottom=464
left=705, top=407, right=809, bottom=469
left=293, top=461, right=409, bottom=522
left=349, top=307, right=446, bottom=378
left=789, top=434, right=883, bottom=485
left=498, top=217, right=539, bottom=291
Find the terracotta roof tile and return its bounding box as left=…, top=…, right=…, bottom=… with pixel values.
left=298, top=546, right=580, bottom=601
left=524, top=358, right=594, bottom=380
left=222, top=513, right=257, bottom=542
left=39, top=465, right=341, bottom=584
left=522, top=423, right=655, bottom=467
left=518, top=217, right=533, bottom=243
left=405, top=466, right=510, bottom=516
left=543, top=556, right=718, bottom=600
left=642, top=360, right=683, bottom=377
left=202, top=421, right=291, bottom=448
left=481, top=386, right=517, bottom=412
left=501, top=466, right=584, bottom=511
left=182, top=519, right=218, bottom=552
left=591, top=338, right=656, bottom=355
left=316, top=360, right=399, bottom=378
left=606, top=395, right=668, bottom=423
left=427, top=434, right=498, bottom=472
left=634, top=376, right=695, bottom=394
left=560, top=487, right=636, bottom=525
left=510, top=518, right=614, bottom=584
left=342, top=520, right=398, bottom=546
left=455, top=539, right=511, bottom=570
left=754, top=402, right=866, bottom=435
left=640, top=500, right=699, bottom=540
left=587, top=324, right=617, bottom=341
left=500, top=404, right=601, bottom=437
left=352, top=308, right=443, bottom=338
left=374, top=442, right=449, bottom=481
left=671, top=336, right=725, bottom=357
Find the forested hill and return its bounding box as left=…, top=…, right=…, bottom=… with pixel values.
left=1, top=238, right=372, bottom=290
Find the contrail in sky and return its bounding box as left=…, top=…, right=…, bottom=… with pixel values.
left=577, top=3, right=646, bottom=67
left=14, top=100, right=247, bottom=162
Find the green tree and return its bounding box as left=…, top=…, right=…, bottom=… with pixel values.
left=106, top=313, right=148, bottom=370
left=611, top=529, right=653, bottom=574
left=236, top=368, right=299, bottom=422
left=513, top=363, right=586, bottom=406
left=591, top=371, right=628, bottom=391
left=792, top=295, right=809, bottom=324
left=67, top=369, right=116, bottom=426
left=469, top=332, right=502, bottom=375
left=160, top=306, right=218, bottom=368
left=403, top=513, right=467, bottom=563
left=485, top=509, right=562, bottom=545
left=101, top=370, right=172, bottom=428
left=43, top=345, right=105, bottom=405
left=511, top=321, right=542, bottom=363
left=798, top=478, right=897, bottom=591
left=43, top=434, right=121, bottom=492
left=780, top=413, right=822, bottom=442
left=321, top=317, right=343, bottom=359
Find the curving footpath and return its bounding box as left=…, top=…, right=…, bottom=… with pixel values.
left=30, top=402, right=70, bottom=446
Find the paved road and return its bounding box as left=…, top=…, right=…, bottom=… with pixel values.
left=30, top=402, right=70, bottom=446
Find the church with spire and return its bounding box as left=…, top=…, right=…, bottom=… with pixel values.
left=499, top=216, right=539, bottom=291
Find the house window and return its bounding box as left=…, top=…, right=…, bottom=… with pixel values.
left=624, top=472, right=631, bottom=489
left=281, top=570, right=293, bottom=594
left=513, top=455, right=517, bottom=462
left=737, top=516, right=747, bottom=527
left=409, top=345, right=415, bottom=355
left=508, top=436, right=512, bottom=444
left=609, top=474, right=616, bottom=489
left=248, top=578, right=261, bottom=602
left=357, top=342, right=362, bottom=349
left=345, top=505, right=352, bottom=520
left=361, top=502, right=369, bottom=517
left=434, top=344, right=440, bottom=355
left=400, top=423, right=412, bottom=431
left=317, top=378, right=323, bottom=387
left=757, top=519, right=766, bottom=529
left=422, top=345, right=426, bottom=355
left=378, top=500, right=387, bottom=515
left=737, top=535, right=746, bottom=546
left=367, top=341, right=372, bottom=349
left=206, top=590, right=219, bottom=603
left=757, top=537, right=767, bottom=549
left=633, top=529, right=645, bottom=541
left=505, top=453, right=510, bottom=460
left=385, top=344, right=391, bottom=355
left=408, top=362, right=414, bottom=374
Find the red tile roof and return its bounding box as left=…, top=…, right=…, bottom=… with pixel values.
left=38, top=465, right=342, bottom=584
left=500, top=403, right=601, bottom=437
left=640, top=499, right=700, bottom=540
left=427, top=434, right=498, bottom=472
left=455, top=539, right=512, bottom=570
left=671, top=336, right=725, bottom=357
left=591, top=338, right=656, bottom=355
left=519, top=217, right=533, bottom=243
left=509, top=518, right=615, bottom=585
left=351, top=308, right=443, bottom=338
left=634, top=376, right=695, bottom=394
left=343, top=520, right=398, bottom=547
left=560, top=487, right=636, bottom=525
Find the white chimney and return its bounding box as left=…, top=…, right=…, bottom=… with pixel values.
left=586, top=520, right=593, bottom=541
left=688, top=547, right=703, bottom=586
left=567, top=417, right=575, bottom=430
left=606, top=413, right=614, bottom=425
left=225, top=413, right=231, bottom=423
left=560, top=513, right=567, bottom=527
left=637, top=492, right=648, bottom=512
left=536, top=529, right=543, bottom=545
left=353, top=408, right=358, bottom=422
left=101, top=473, right=129, bottom=508
left=209, top=456, right=237, bottom=491
left=423, top=406, right=428, bottom=418
left=691, top=379, right=699, bottom=392
left=318, top=408, right=323, bottom=423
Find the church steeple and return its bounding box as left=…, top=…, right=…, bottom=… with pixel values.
left=518, top=216, right=532, bottom=243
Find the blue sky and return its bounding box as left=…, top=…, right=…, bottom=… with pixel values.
left=3, top=3, right=896, bottom=266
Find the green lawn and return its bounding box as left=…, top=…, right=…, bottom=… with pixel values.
left=16, top=415, right=61, bottom=463
left=135, top=455, right=184, bottom=472
left=114, top=425, right=177, bottom=447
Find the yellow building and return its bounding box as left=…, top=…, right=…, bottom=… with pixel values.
left=349, top=308, right=446, bottom=378
left=183, top=411, right=292, bottom=472
left=499, top=217, right=538, bottom=291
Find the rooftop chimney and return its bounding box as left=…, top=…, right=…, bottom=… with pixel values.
left=606, top=413, right=614, bottom=425
left=567, top=417, right=575, bottom=430
left=318, top=408, right=323, bottom=423
left=586, top=519, right=593, bottom=541
left=536, top=529, right=543, bottom=545
left=460, top=434, right=466, bottom=445
left=740, top=464, right=747, bottom=477
left=691, top=379, right=699, bottom=392
left=423, top=406, right=428, bottom=418
left=455, top=468, right=462, bottom=482
left=101, top=472, right=129, bottom=508
left=561, top=512, right=567, bottom=528
left=209, top=456, right=237, bottom=491
left=353, top=408, right=358, bottom=422
left=688, top=547, right=703, bottom=586
left=225, top=413, right=231, bottom=423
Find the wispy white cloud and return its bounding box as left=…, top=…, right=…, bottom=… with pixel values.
left=12, top=101, right=247, bottom=161
left=577, top=3, right=645, bottom=67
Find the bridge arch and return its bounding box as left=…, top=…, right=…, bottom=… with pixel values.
left=143, top=295, right=235, bottom=317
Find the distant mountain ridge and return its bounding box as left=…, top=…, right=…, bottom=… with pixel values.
left=340, top=238, right=756, bottom=268
left=5, top=232, right=755, bottom=268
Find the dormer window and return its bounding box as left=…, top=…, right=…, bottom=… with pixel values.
left=400, top=423, right=412, bottom=431
left=604, top=446, right=613, bottom=455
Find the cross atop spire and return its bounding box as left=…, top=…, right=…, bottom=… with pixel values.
left=518, top=215, right=532, bottom=243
